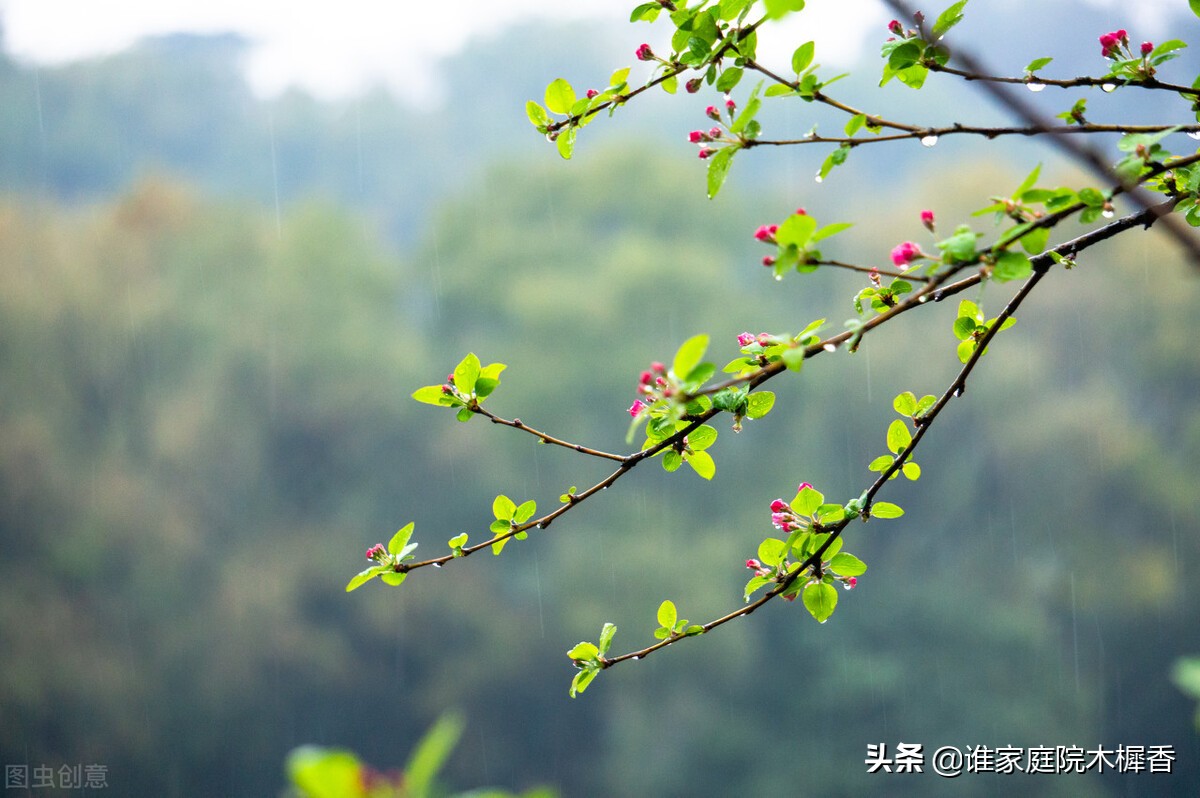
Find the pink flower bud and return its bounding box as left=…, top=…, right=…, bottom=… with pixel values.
left=846, top=576, right=858, bottom=589
left=636, top=43, right=655, bottom=61
left=737, top=332, right=756, bottom=347
left=651, top=361, right=665, bottom=373
left=771, top=512, right=788, bottom=528
left=920, top=209, right=935, bottom=231
left=688, top=130, right=705, bottom=143
left=890, top=240, right=923, bottom=267
left=698, top=148, right=713, bottom=159
left=770, top=499, right=788, bottom=513
left=888, top=19, right=903, bottom=35
left=586, top=89, right=599, bottom=99
left=795, top=207, right=807, bottom=216
left=441, top=384, right=454, bottom=395
left=753, top=224, right=776, bottom=242
left=709, top=126, right=722, bottom=138
left=1141, top=41, right=1153, bottom=56
left=797, top=482, right=813, bottom=493
left=685, top=77, right=703, bottom=93
left=628, top=399, right=646, bottom=418
left=706, top=105, right=721, bottom=121
left=725, top=97, right=736, bottom=111
left=745, top=558, right=761, bottom=570
left=639, top=371, right=654, bottom=386
left=762, top=255, right=776, bottom=267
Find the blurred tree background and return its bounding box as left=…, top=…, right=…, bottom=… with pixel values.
left=0, top=4, right=1197, bottom=795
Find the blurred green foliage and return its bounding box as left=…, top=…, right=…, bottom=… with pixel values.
left=0, top=15, right=1198, bottom=798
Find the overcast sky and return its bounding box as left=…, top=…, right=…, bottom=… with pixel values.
left=0, top=0, right=890, bottom=103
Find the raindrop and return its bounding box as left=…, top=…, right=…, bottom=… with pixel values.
left=1101, top=83, right=1116, bottom=93
left=920, top=135, right=939, bottom=147
left=1026, top=82, right=1046, bottom=92
left=537, top=522, right=546, bottom=529
left=822, top=342, right=837, bottom=352
left=774, top=274, right=783, bottom=281
left=601, top=486, right=608, bottom=490
left=952, top=386, right=964, bottom=397
left=1101, top=208, right=1115, bottom=219
left=1188, top=131, right=1200, bottom=140
left=814, top=173, right=824, bottom=183
left=432, top=563, right=443, bottom=568
left=918, top=295, right=929, bottom=303
left=631, top=655, right=641, bottom=661
left=933, top=290, right=946, bottom=302
left=819, top=619, right=828, bottom=625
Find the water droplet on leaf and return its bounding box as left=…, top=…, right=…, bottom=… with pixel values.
left=920, top=135, right=938, bottom=147
left=814, top=173, right=824, bottom=183
left=774, top=274, right=783, bottom=281
left=1026, top=82, right=1046, bottom=92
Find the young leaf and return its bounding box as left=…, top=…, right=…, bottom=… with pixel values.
left=791, top=41, right=816, bottom=74
left=388, top=523, right=416, bottom=556
left=993, top=251, right=1032, bottom=282
left=758, top=537, right=787, bottom=567
left=803, top=581, right=838, bottom=622
left=764, top=0, right=805, bottom=21
left=513, top=500, right=537, bottom=524
left=598, top=623, right=617, bottom=656
left=492, top=494, right=517, bottom=521
left=893, top=391, right=917, bottom=416
left=412, top=385, right=454, bottom=406
left=657, top=600, right=678, bottom=630
left=544, top=78, right=576, bottom=115
left=453, top=353, right=481, bottom=395
left=346, top=567, right=383, bottom=593
left=794, top=485, right=823, bottom=516
left=829, top=552, right=868, bottom=576
left=745, top=391, right=775, bottom=419
left=672, top=334, right=710, bottom=379
left=870, top=502, right=905, bottom=519
left=886, top=419, right=912, bottom=454
left=569, top=668, right=598, bottom=698
left=688, top=425, right=718, bottom=451
left=687, top=450, right=716, bottom=480
left=932, top=0, right=969, bottom=40
left=380, top=571, right=407, bottom=586
left=706, top=146, right=737, bottom=198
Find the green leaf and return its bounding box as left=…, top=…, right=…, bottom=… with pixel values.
left=569, top=667, right=598, bottom=698
left=870, top=502, right=905, bottom=519
left=403, top=713, right=465, bottom=798
left=958, top=299, right=982, bottom=322
left=952, top=316, right=978, bottom=341
left=388, top=523, right=415, bottom=555
left=746, top=391, right=775, bottom=419
left=716, top=67, right=744, bottom=93
left=286, top=747, right=364, bottom=798
left=475, top=362, right=506, bottom=398
left=567, top=642, right=599, bottom=661
left=1191, top=0, right=1200, bottom=20
left=791, top=41, right=815, bottom=74
left=937, top=225, right=978, bottom=264
left=453, top=353, right=481, bottom=395
left=803, top=581, right=837, bottom=622
left=794, top=485, right=823, bottom=516
left=380, top=571, right=407, bottom=586
left=719, top=0, right=755, bottom=19
left=1019, top=225, right=1049, bottom=255
left=657, top=600, right=678, bottom=629
left=662, top=450, right=683, bottom=472
left=829, top=552, right=868, bottom=576
left=775, top=213, right=817, bottom=248
left=902, top=461, right=921, bottom=480
left=555, top=127, right=576, bottom=160
left=525, top=101, right=550, bottom=128
left=706, top=145, right=737, bottom=199
left=957, top=338, right=975, bottom=364
left=931, top=0, right=969, bottom=39
left=447, top=533, right=468, bottom=550
left=993, top=251, right=1032, bottom=282
left=544, top=79, right=576, bottom=115
left=763, top=0, right=805, bottom=20
left=672, top=334, right=709, bottom=379
left=886, top=419, right=911, bottom=454
left=758, top=537, right=787, bottom=566
left=868, top=454, right=893, bottom=472
left=782, top=346, right=806, bottom=372
left=818, top=144, right=850, bottom=180
left=1025, top=56, right=1053, bottom=73
left=513, top=500, right=537, bottom=524
left=492, top=494, right=516, bottom=521
left=744, top=575, right=773, bottom=600
left=687, top=450, right=716, bottom=480
left=812, top=221, right=853, bottom=243
left=893, top=391, right=917, bottom=416
left=630, top=2, right=663, bottom=22
left=598, top=622, right=617, bottom=655
left=345, top=567, right=383, bottom=592
left=412, top=385, right=454, bottom=406
left=688, top=425, right=718, bottom=451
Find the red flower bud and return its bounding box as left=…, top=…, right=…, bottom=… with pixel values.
left=636, top=43, right=655, bottom=61
left=888, top=19, right=903, bottom=35
left=586, top=88, right=599, bottom=99
left=770, top=499, right=788, bottom=513
left=705, top=105, right=721, bottom=121
left=685, top=77, right=703, bottom=93
left=1141, top=41, right=1153, bottom=56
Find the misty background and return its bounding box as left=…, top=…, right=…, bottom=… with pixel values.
left=0, top=1, right=1198, bottom=795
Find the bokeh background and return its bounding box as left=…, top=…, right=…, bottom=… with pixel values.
left=0, top=0, right=1197, bottom=795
